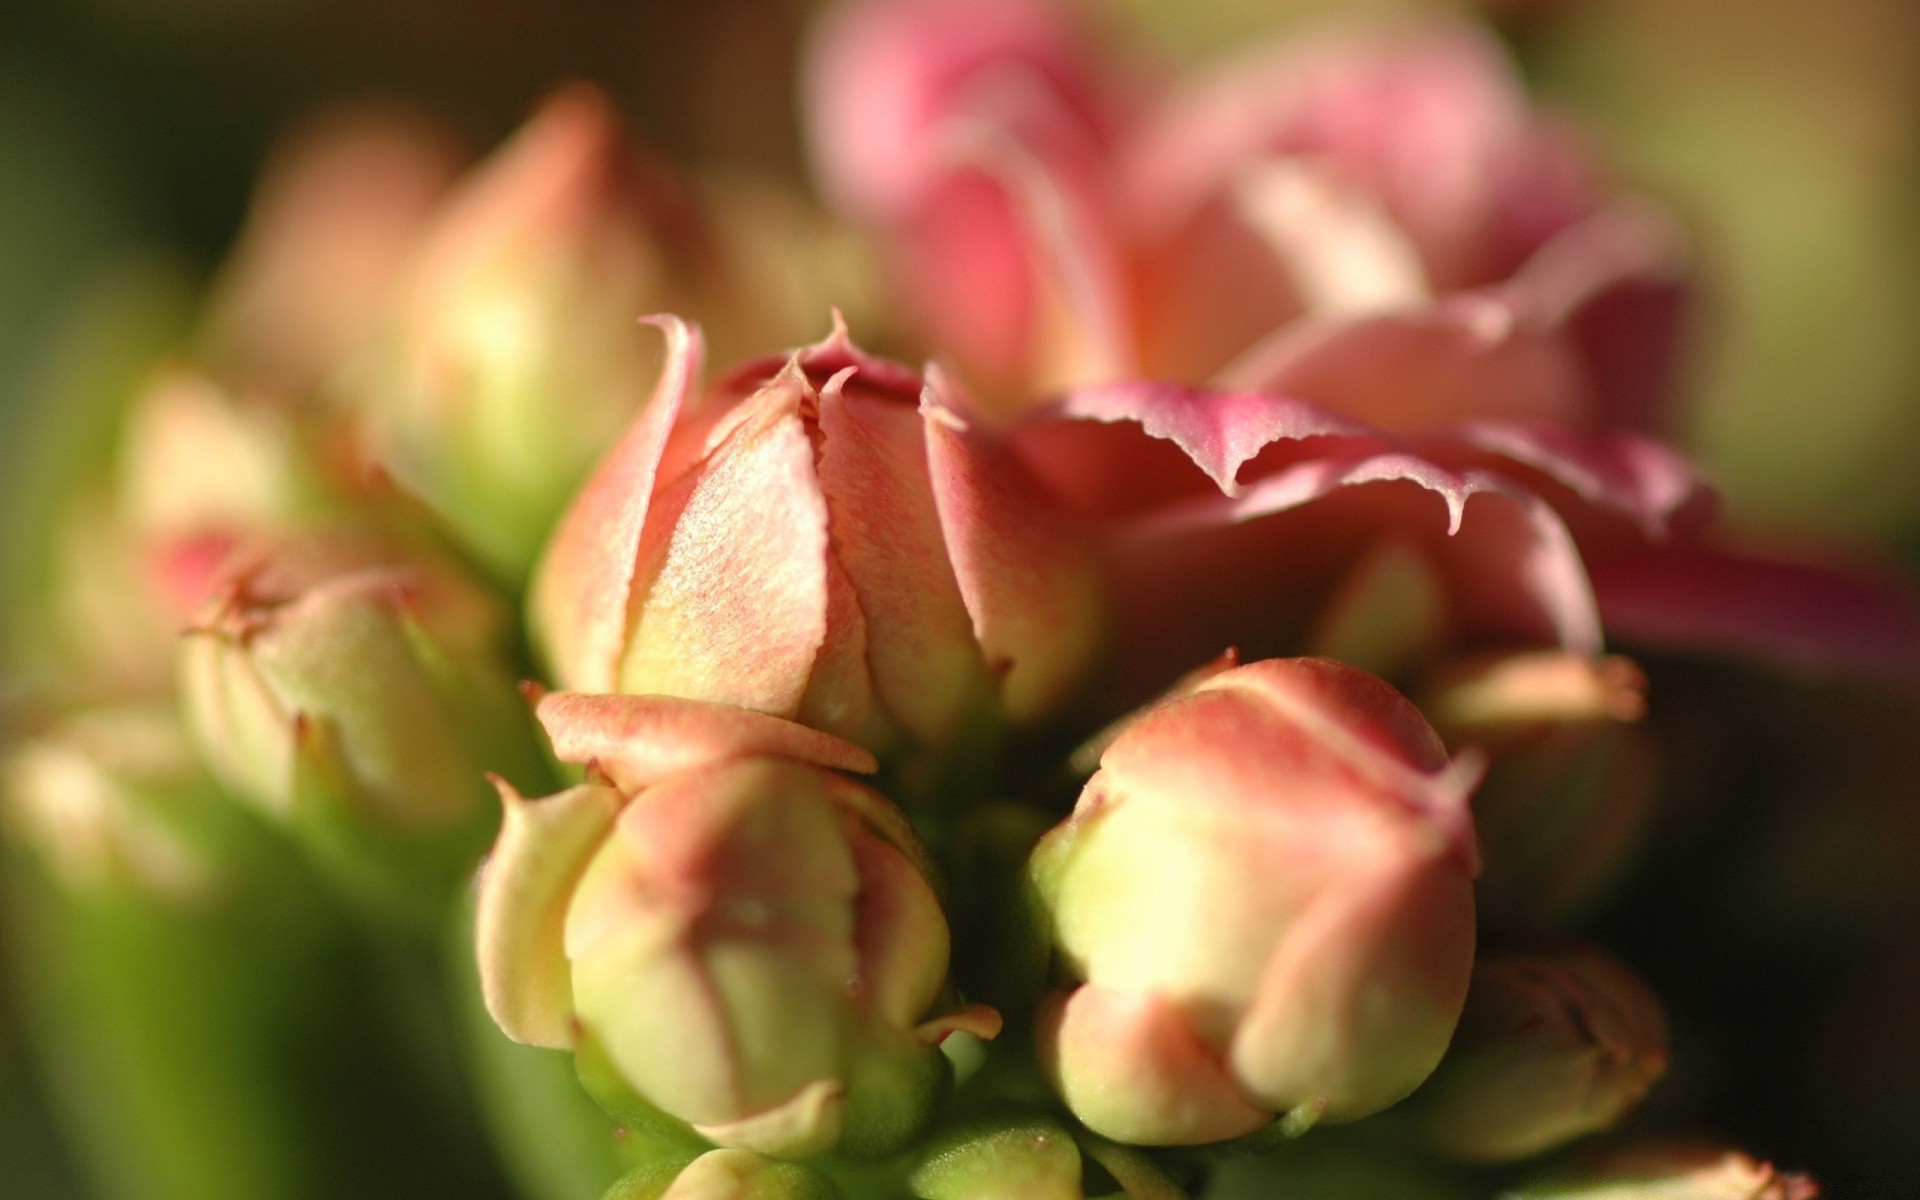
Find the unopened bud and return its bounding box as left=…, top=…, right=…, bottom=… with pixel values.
left=477, top=693, right=999, bottom=1159
left=1394, top=943, right=1667, bottom=1162
left=3, top=704, right=222, bottom=901
left=1420, top=651, right=1656, bottom=919
left=1032, top=657, right=1479, bottom=1145
left=178, top=528, right=542, bottom=911
left=1504, top=1146, right=1818, bottom=1200
left=362, top=85, right=697, bottom=579
left=530, top=317, right=1104, bottom=756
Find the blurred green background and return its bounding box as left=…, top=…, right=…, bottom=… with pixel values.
left=2, top=0, right=1917, bottom=1195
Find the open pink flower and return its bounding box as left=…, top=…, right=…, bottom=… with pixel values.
left=804, top=2, right=1687, bottom=430
left=530, top=315, right=1104, bottom=752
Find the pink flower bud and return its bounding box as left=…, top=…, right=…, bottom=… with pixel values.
left=200, top=103, right=463, bottom=397
left=362, top=85, right=703, bottom=578
left=177, top=528, right=541, bottom=908
left=530, top=316, right=1104, bottom=752
left=476, top=693, right=998, bottom=1158
left=1030, top=658, right=1478, bottom=1145
left=1393, top=943, right=1668, bottom=1163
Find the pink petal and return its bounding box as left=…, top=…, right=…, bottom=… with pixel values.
left=815, top=366, right=987, bottom=746
left=1048, top=380, right=1371, bottom=496
left=474, top=778, right=626, bottom=1050
left=1128, top=26, right=1596, bottom=292
left=1039, top=984, right=1270, bottom=1146
left=802, top=0, right=1106, bottom=223
left=1105, top=451, right=1601, bottom=698
left=530, top=314, right=703, bottom=692
left=900, top=105, right=1134, bottom=404
left=1504, top=200, right=1692, bottom=433
left=1214, top=294, right=1592, bottom=432
left=1434, top=422, right=1716, bottom=542
left=534, top=692, right=877, bottom=790
left=1588, top=541, right=1920, bottom=687
left=923, top=368, right=1108, bottom=723
left=615, top=370, right=835, bottom=718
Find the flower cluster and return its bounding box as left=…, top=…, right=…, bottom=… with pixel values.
left=8, top=2, right=1913, bottom=1199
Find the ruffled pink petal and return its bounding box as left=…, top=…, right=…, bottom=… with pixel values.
left=534, top=692, right=877, bottom=790
left=1012, top=382, right=1378, bottom=519
left=1105, top=451, right=1601, bottom=698
left=1047, top=380, right=1371, bottom=496
left=922, top=368, right=1107, bottom=723
left=1587, top=541, right=1920, bottom=687
left=1433, top=422, right=1716, bottom=542
left=530, top=314, right=703, bottom=692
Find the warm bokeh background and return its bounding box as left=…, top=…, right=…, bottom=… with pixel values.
left=3, top=0, right=1917, bottom=1195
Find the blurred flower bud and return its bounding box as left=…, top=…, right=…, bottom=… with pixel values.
left=606, top=1149, right=844, bottom=1200
left=45, top=368, right=324, bottom=690
left=477, top=692, right=1000, bottom=1158
left=531, top=316, right=1104, bottom=755
left=1392, top=943, right=1667, bottom=1163
left=908, top=1114, right=1185, bottom=1200
left=200, top=103, right=463, bottom=398
left=1030, top=657, right=1479, bottom=1145
left=362, top=85, right=700, bottom=579
left=3, top=704, right=223, bottom=901
left=178, top=528, right=542, bottom=911
left=1420, top=651, right=1656, bottom=920
left=1506, top=1146, right=1819, bottom=1200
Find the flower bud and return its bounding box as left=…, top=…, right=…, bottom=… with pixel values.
left=3, top=704, right=223, bottom=901
left=531, top=316, right=1104, bottom=754
left=476, top=692, right=1000, bottom=1159
left=607, top=1149, right=844, bottom=1200
left=1506, top=1146, right=1819, bottom=1200
left=1392, top=944, right=1667, bottom=1163
left=45, top=368, right=323, bottom=690
left=908, top=1114, right=1185, bottom=1200
left=200, top=103, right=463, bottom=397
left=178, top=528, right=542, bottom=911
left=362, top=85, right=699, bottom=579
left=1030, top=657, right=1479, bottom=1145
left=1419, top=651, right=1656, bottom=920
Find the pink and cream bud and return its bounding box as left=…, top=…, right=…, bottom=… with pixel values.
left=476, top=694, right=999, bottom=1158
left=1030, top=657, right=1478, bottom=1145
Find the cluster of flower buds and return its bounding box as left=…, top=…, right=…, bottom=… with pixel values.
left=13, top=0, right=1913, bottom=1197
